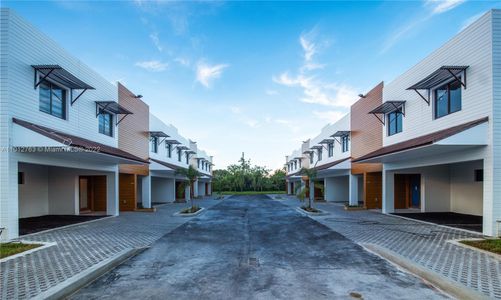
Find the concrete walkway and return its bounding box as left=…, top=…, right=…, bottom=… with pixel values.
left=0, top=198, right=221, bottom=300
left=72, top=195, right=446, bottom=299
left=279, top=196, right=501, bottom=299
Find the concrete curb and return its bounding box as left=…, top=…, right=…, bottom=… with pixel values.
left=17, top=215, right=116, bottom=241
left=362, top=243, right=490, bottom=300
left=174, top=207, right=205, bottom=217
left=388, top=213, right=483, bottom=237
left=33, top=247, right=144, bottom=300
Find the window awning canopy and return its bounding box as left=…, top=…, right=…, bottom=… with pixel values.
left=293, top=156, right=304, bottom=160
left=407, top=66, right=468, bottom=105
left=302, top=150, right=314, bottom=155
left=149, top=131, right=170, bottom=138
left=32, top=65, right=95, bottom=105
left=310, top=145, right=323, bottom=150
left=185, top=150, right=196, bottom=155
left=369, top=101, right=406, bottom=125
left=319, top=139, right=335, bottom=144
left=96, top=101, right=133, bottom=125
left=331, top=131, right=350, bottom=137
left=164, top=139, right=181, bottom=145
left=176, top=145, right=190, bottom=151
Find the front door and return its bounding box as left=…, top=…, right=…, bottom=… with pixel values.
left=410, top=175, right=421, bottom=208
left=79, top=177, right=90, bottom=212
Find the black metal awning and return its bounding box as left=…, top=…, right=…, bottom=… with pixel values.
left=96, top=101, right=133, bottom=125
left=176, top=145, right=190, bottom=151
left=331, top=130, right=350, bottom=145
left=32, top=65, right=95, bottom=105
left=149, top=131, right=170, bottom=145
left=331, top=131, right=350, bottom=137
left=164, top=139, right=181, bottom=145
left=293, top=156, right=304, bottom=160
left=310, top=145, right=323, bottom=150
left=369, top=101, right=406, bottom=125
left=406, top=66, right=468, bottom=105
left=302, top=150, right=314, bottom=155
left=319, top=138, right=335, bottom=144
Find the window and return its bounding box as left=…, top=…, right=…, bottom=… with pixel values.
left=166, top=143, right=172, bottom=158
left=317, top=148, right=322, bottom=161
left=39, top=80, right=66, bottom=119
left=98, top=113, right=113, bottom=137
left=177, top=149, right=182, bottom=162
left=18, top=172, right=25, bottom=185
left=387, top=111, right=403, bottom=136
left=310, top=153, right=314, bottom=164
left=342, top=136, right=349, bottom=152
left=185, top=152, right=189, bottom=164
left=298, top=159, right=302, bottom=168
left=150, top=137, right=158, bottom=153
left=434, top=79, right=462, bottom=119
left=328, top=143, right=334, bottom=157
left=475, top=169, right=483, bottom=182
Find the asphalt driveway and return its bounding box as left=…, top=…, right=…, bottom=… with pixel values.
left=71, top=195, right=447, bottom=299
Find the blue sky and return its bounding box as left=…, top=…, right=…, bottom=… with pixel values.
left=4, top=0, right=499, bottom=170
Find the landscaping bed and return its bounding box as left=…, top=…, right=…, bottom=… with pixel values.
left=180, top=206, right=202, bottom=214
left=301, top=206, right=321, bottom=213
left=460, top=239, right=501, bottom=255
left=0, top=242, right=42, bottom=259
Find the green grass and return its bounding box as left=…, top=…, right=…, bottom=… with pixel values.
left=300, top=206, right=321, bottom=213
left=219, top=191, right=286, bottom=195
left=0, top=242, right=42, bottom=259
left=461, top=239, right=501, bottom=255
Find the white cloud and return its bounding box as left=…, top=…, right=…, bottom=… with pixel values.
left=300, top=35, right=316, bottom=62
left=230, top=106, right=242, bottom=114
left=149, top=32, right=163, bottom=52
left=381, top=0, right=465, bottom=54
left=425, top=0, right=465, bottom=15
left=175, top=57, right=190, bottom=66
left=135, top=60, right=168, bottom=72
left=245, top=119, right=259, bottom=128
left=273, top=72, right=357, bottom=108
left=313, top=110, right=345, bottom=122
left=265, top=89, right=279, bottom=96
left=196, top=62, right=229, bottom=88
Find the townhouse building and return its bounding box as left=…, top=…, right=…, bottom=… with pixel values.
left=148, top=114, right=213, bottom=206
left=0, top=9, right=147, bottom=240
left=286, top=114, right=352, bottom=204
left=354, top=9, right=501, bottom=236
left=286, top=9, right=500, bottom=236
left=0, top=8, right=214, bottom=240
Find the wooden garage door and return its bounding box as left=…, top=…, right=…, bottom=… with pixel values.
left=119, top=174, right=136, bottom=211
left=365, top=172, right=382, bottom=209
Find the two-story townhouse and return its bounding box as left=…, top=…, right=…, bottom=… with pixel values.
left=350, top=82, right=384, bottom=209
left=0, top=9, right=147, bottom=240
left=117, top=82, right=150, bottom=211
left=354, top=10, right=500, bottom=236
left=285, top=144, right=309, bottom=195
left=307, top=114, right=352, bottom=203
left=147, top=113, right=213, bottom=204
left=192, top=145, right=213, bottom=197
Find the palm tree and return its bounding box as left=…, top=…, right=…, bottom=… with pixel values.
left=298, top=167, right=317, bottom=209
left=175, top=165, right=201, bottom=209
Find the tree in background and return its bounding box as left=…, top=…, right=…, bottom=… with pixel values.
left=213, top=153, right=286, bottom=192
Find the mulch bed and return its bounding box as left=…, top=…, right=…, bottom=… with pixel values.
left=392, top=212, right=482, bottom=232
left=19, top=215, right=108, bottom=235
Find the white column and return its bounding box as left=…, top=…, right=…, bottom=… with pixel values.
left=483, top=154, right=498, bottom=237
left=1, top=155, right=19, bottom=240
left=286, top=180, right=291, bottom=194
left=168, top=178, right=176, bottom=202
left=208, top=182, right=212, bottom=195
left=382, top=167, right=395, bottom=213
left=193, top=179, right=199, bottom=198
left=141, top=175, right=152, bottom=208
left=349, top=174, right=358, bottom=206
left=309, top=179, right=315, bottom=207
left=185, top=183, right=191, bottom=202
left=106, top=167, right=119, bottom=216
